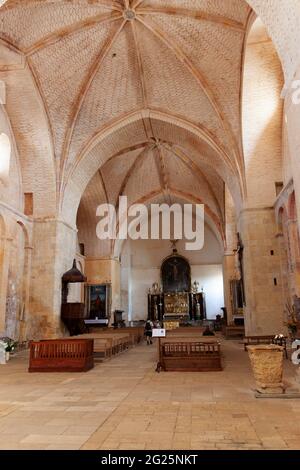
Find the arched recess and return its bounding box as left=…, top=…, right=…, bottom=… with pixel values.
left=5, top=220, right=28, bottom=340
left=0, top=105, right=23, bottom=210
left=0, top=132, right=10, bottom=182
left=277, top=207, right=291, bottom=304
left=62, top=111, right=242, bottom=228
left=246, top=0, right=300, bottom=88
left=242, top=14, right=284, bottom=208
left=287, top=192, right=300, bottom=294
left=16, top=220, right=31, bottom=341
left=0, top=40, right=57, bottom=217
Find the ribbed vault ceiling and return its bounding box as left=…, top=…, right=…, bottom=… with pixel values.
left=0, top=0, right=260, bottom=252
left=0, top=0, right=250, bottom=183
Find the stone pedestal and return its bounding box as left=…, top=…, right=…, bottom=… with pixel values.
left=247, top=344, right=284, bottom=394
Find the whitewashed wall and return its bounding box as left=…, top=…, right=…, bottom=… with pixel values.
left=120, top=225, right=224, bottom=321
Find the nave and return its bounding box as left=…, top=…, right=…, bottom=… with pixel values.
left=0, top=339, right=299, bottom=450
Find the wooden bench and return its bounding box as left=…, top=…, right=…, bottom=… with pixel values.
left=223, top=325, right=245, bottom=339
left=244, top=335, right=288, bottom=358
left=28, top=339, right=94, bottom=372
left=157, top=337, right=222, bottom=372
left=76, top=332, right=131, bottom=357
left=86, top=327, right=144, bottom=345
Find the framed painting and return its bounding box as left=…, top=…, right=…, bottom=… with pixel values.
left=85, top=284, right=111, bottom=320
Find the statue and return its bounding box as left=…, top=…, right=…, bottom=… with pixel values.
left=233, top=233, right=245, bottom=305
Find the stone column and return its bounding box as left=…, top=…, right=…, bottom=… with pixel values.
left=0, top=232, right=11, bottom=334
left=285, top=68, right=300, bottom=235
left=223, top=187, right=237, bottom=325
left=18, top=242, right=33, bottom=342
left=286, top=218, right=300, bottom=297
left=222, top=252, right=236, bottom=325
left=238, top=208, right=285, bottom=336
left=28, top=218, right=77, bottom=339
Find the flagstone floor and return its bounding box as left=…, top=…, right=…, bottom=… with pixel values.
left=0, top=338, right=300, bottom=450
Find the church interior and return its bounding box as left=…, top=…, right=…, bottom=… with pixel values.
left=1, top=0, right=300, bottom=451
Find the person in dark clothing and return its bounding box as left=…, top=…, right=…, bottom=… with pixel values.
left=203, top=325, right=215, bottom=336
left=144, top=320, right=153, bottom=345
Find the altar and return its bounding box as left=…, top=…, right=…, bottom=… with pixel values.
left=147, top=248, right=206, bottom=324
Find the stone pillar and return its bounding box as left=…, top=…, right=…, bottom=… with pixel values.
left=286, top=218, right=300, bottom=297
left=276, top=231, right=291, bottom=312
left=223, top=187, right=237, bottom=325
left=18, top=243, right=33, bottom=342
left=285, top=68, right=300, bottom=234
left=28, top=218, right=77, bottom=339
left=238, top=208, right=285, bottom=336
left=222, top=253, right=236, bottom=325
left=0, top=232, right=11, bottom=334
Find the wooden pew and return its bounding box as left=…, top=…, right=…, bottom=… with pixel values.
left=29, top=339, right=94, bottom=372
left=223, top=325, right=245, bottom=339
left=86, top=327, right=144, bottom=346
left=75, top=332, right=131, bottom=357
left=157, top=336, right=222, bottom=372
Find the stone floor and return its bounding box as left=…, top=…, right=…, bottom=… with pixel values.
left=0, top=338, right=300, bottom=450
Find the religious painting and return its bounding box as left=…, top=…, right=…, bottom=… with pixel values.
left=161, top=255, right=191, bottom=293
left=85, top=284, right=110, bottom=319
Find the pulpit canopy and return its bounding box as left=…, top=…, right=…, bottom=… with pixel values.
left=62, top=259, right=87, bottom=283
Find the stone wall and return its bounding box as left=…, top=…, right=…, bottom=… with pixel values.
left=238, top=208, right=285, bottom=335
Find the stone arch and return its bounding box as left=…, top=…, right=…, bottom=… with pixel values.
left=113, top=188, right=224, bottom=261
left=287, top=192, right=300, bottom=279
left=0, top=41, right=57, bottom=217
left=0, top=132, right=11, bottom=183
left=288, top=191, right=297, bottom=220
left=4, top=219, right=28, bottom=340
left=62, top=111, right=242, bottom=228
left=242, top=13, right=284, bottom=207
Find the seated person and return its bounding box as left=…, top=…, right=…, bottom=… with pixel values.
left=203, top=325, right=215, bottom=336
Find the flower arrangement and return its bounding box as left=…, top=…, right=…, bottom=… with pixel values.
left=0, top=337, right=17, bottom=353
left=284, top=302, right=298, bottom=338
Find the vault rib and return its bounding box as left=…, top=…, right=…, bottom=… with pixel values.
left=60, top=19, right=126, bottom=189
left=154, top=145, right=171, bottom=205
left=25, top=11, right=123, bottom=56
left=137, top=7, right=245, bottom=32
left=1, top=0, right=123, bottom=13
left=116, top=144, right=152, bottom=208
left=131, top=0, right=145, bottom=9
left=163, top=142, right=224, bottom=222
left=98, top=168, right=109, bottom=205
left=136, top=14, right=244, bottom=191
left=131, top=20, right=148, bottom=108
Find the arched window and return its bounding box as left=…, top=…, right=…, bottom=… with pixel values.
left=0, top=132, right=11, bottom=184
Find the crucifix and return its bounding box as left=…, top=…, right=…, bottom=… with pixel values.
left=170, top=239, right=179, bottom=253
